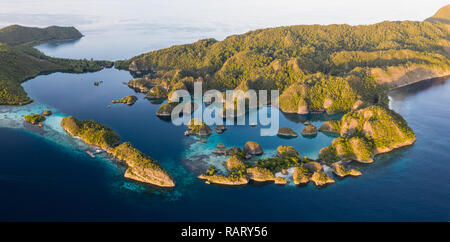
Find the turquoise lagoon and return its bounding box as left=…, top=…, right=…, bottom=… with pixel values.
left=0, top=31, right=449, bottom=221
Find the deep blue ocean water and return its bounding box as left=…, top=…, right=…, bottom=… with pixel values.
left=0, top=32, right=449, bottom=221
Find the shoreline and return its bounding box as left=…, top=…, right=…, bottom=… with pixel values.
left=388, top=75, right=450, bottom=91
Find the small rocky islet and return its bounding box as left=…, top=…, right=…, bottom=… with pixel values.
left=60, top=116, right=175, bottom=188
left=57, top=102, right=415, bottom=189
left=200, top=142, right=341, bottom=187
left=109, top=8, right=444, bottom=188
left=301, top=124, right=318, bottom=136
left=42, top=109, right=52, bottom=116
left=186, top=118, right=212, bottom=136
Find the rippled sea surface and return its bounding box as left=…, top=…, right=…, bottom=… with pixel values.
left=0, top=28, right=449, bottom=221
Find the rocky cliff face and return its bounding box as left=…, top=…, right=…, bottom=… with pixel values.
left=187, top=118, right=212, bottom=136
left=112, top=142, right=175, bottom=187
left=292, top=167, right=310, bottom=185
left=246, top=167, right=275, bottom=182
left=112, top=95, right=137, bottom=105
left=277, top=127, right=298, bottom=137
left=243, top=141, right=263, bottom=155
left=332, top=163, right=362, bottom=177
left=309, top=172, right=335, bottom=186
left=198, top=174, right=248, bottom=185
left=226, top=156, right=246, bottom=171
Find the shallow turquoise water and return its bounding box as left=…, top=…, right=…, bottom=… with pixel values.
left=0, top=28, right=449, bottom=221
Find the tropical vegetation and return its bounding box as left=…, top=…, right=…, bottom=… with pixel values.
left=0, top=25, right=113, bottom=105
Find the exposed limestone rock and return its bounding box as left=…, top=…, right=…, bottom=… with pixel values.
left=226, top=156, right=246, bottom=171
left=187, top=118, right=212, bottom=136
left=246, top=167, right=275, bottom=182
left=127, top=78, right=154, bottom=93
left=42, top=109, right=52, bottom=116
left=352, top=100, right=364, bottom=110
left=323, top=98, right=334, bottom=113
left=332, top=163, right=362, bottom=177
left=274, top=177, right=287, bottom=185
left=198, top=174, right=248, bottom=186
left=276, top=145, right=298, bottom=157
left=310, top=172, right=335, bottom=186
left=292, top=166, right=310, bottom=185
left=303, top=161, right=323, bottom=173
left=244, top=141, right=263, bottom=155
left=297, top=98, right=309, bottom=114
left=301, top=124, right=318, bottom=136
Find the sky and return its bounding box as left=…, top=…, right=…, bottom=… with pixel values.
left=0, top=0, right=448, bottom=31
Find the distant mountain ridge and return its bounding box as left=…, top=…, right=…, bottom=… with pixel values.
left=0, top=25, right=83, bottom=46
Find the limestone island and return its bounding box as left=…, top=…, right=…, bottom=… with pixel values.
left=4, top=4, right=450, bottom=191
left=200, top=144, right=338, bottom=187
left=42, top=109, right=52, bottom=116
left=24, top=113, right=45, bottom=125
left=186, top=118, right=212, bottom=136
left=243, top=141, right=263, bottom=156
left=301, top=124, right=318, bottom=136
left=318, top=105, right=416, bottom=164
left=277, top=127, right=298, bottom=138
left=112, top=95, right=137, bottom=105
left=201, top=106, right=416, bottom=188
left=215, top=125, right=227, bottom=134
left=61, top=116, right=175, bottom=187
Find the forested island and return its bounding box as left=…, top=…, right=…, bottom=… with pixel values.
left=1, top=5, right=449, bottom=188
left=116, top=5, right=450, bottom=118
left=61, top=116, right=175, bottom=187
left=114, top=5, right=448, bottom=186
